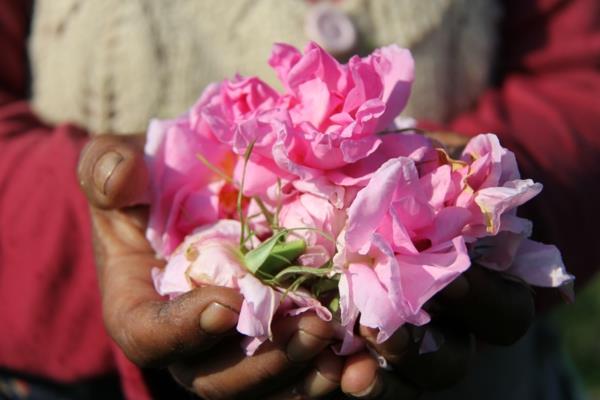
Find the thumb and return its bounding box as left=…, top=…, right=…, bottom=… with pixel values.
left=78, top=133, right=149, bottom=209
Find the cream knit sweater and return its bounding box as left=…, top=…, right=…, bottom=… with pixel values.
left=28, top=0, right=501, bottom=134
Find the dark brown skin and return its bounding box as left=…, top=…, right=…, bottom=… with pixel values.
left=78, top=134, right=534, bottom=399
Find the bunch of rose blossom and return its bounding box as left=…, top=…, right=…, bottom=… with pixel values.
left=146, top=42, right=574, bottom=356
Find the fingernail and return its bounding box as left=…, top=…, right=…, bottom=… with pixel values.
left=349, top=374, right=383, bottom=399
left=303, top=369, right=339, bottom=398
left=286, top=330, right=329, bottom=363
left=93, top=151, right=123, bottom=195
left=199, top=303, right=239, bottom=335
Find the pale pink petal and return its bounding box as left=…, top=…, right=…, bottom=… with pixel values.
left=389, top=193, right=434, bottom=234
left=339, top=135, right=382, bottom=164
left=498, top=214, right=534, bottom=236
left=145, top=117, right=233, bottom=257
left=370, top=45, right=414, bottom=131
left=475, top=179, right=543, bottom=234
left=462, top=134, right=520, bottom=189
left=338, top=270, right=358, bottom=329
left=154, top=220, right=244, bottom=298
left=471, top=231, right=526, bottom=271
left=268, top=43, right=302, bottom=90
left=388, top=208, right=419, bottom=254
left=343, top=60, right=383, bottom=115
left=291, top=177, right=345, bottom=209
left=397, top=237, right=471, bottom=313
left=282, top=290, right=333, bottom=322
left=370, top=233, right=406, bottom=317
left=297, top=78, right=333, bottom=128
left=242, top=336, right=268, bottom=356
left=346, top=158, right=416, bottom=253
left=420, top=165, right=454, bottom=211
left=418, top=207, right=472, bottom=246
left=286, top=42, right=346, bottom=94
left=334, top=273, right=365, bottom=355
left=348, top=263, right=406, bottom=342
left=186, top=241, right=245, bottom=288
left=237, top=274, right=281, bottom=339
left=507, top=239, right=574, bottom=289
left=152, top=257, right=192, bottom=299
left=297, top=245, right=331, bottom=267
left=233, top=154, right=282, bottom=197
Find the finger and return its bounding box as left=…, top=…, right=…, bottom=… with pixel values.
left=105, top=276, right=244, bottom=367
left=340, top=353, right=420, bottom=400
left=341, top=352, right=380, bottom=398
left=439, top=266, right=535, bottom=345
left=170, top=313, right=336, bottom=400
left=78, top=133, right=148, bottom=209
left=360, top=324, right=473, bottom=391
left=359, top=326, right=411, bottom=366
left=265, top=349, right=343, bottom=400
left=87, top=185, right=244, bottom=369
left=301, top=349, right=343, bottom=398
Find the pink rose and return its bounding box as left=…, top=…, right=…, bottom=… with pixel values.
left=444, top=134, right=541, bottom=237
left=278, top=193, right=346, bottom=267
left=334, top=158, right=471, bottom=348
left=192, top=76, right=279, bottom=153
left=268, top=42, right=415, bottom=171
left=444, top=134, right=574, bottom=295
left=153, top=220, right=332, bottom=355
left=145, top=114, right=237, bottom=257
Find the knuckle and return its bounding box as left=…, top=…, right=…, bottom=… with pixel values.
left=108, top=303, right=162, bottom=367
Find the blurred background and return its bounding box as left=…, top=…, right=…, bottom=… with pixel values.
left=555, top=276, right=600, bottom=399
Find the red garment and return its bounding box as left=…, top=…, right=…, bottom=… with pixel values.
left=0, top=0, right=598, bottom=398
left=0, top=1, right=150, bottom=399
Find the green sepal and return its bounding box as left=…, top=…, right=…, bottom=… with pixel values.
left=244, top=230, right=288, bottom=275
left=244, top=229, right=307, bottom=279
left=258, top=239, right=306, bottom=279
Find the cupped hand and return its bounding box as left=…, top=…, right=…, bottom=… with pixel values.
left=334, top=130, right=536, bottom=399
left=78, top=134, right=343, bottom=399
left=339, top=266, right=534, bottom=399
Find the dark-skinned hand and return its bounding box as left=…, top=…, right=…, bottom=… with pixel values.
left=79, top=133, right=535, bottom=400
left=78, top=134, right=344, bottom=399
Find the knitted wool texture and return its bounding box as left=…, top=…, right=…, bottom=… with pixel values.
left=28, top=0, right=501, bottom=134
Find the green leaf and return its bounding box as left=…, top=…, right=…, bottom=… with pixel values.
left=244, top=230, right=288, bottom=275
left=256, top=239, right=307, bottom=279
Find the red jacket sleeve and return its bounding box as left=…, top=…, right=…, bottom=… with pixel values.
left=0, top=0, right=117, bottom=383
left=426, top=0, right=600, bottom=288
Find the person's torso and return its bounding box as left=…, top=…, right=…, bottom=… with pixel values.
left=28, top=0, right=502, bottom=134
